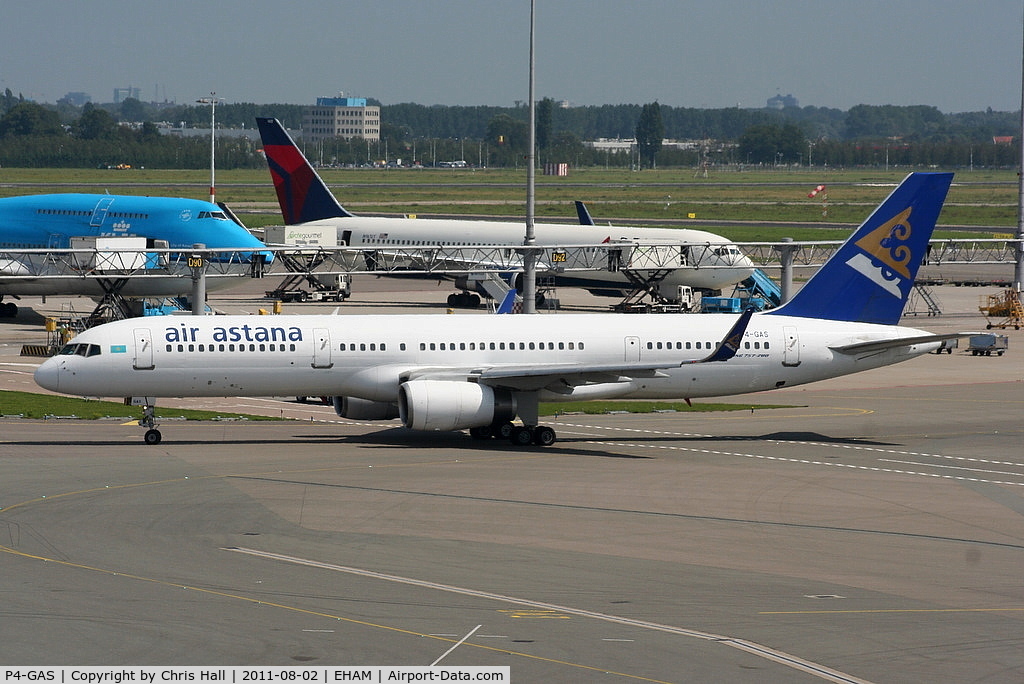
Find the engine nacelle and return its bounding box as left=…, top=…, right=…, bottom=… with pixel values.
left=332, top=396, right=399, bottom=421
left=398, top=381, right=516, bottom=432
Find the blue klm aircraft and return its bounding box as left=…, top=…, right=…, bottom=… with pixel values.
left=0, top=193, right=269, bottom=317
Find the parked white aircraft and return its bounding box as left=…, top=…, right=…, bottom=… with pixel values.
left=36, top=173, right=961, bottom=447
left=256, top=117, right=753, bottom=304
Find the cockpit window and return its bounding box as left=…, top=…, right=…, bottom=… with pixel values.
left=712, top=245, right=744, bottom=263
left=58, top=343, right=101, bottom=357
left=197, top=210, right=229, bottom=220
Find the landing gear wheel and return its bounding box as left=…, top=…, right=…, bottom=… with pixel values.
left=144, top=429, right=162, bottom=445
left=532, top=426, right=556, bottom=446
left=510, top=426, right=534, bottom=446
left=495, top=421, right=515, bottom=439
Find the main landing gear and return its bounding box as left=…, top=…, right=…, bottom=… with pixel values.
left=469, top=421, right=557, bottom=447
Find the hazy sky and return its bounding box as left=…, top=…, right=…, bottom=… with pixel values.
left=2, top=1, right=1021, bottom=113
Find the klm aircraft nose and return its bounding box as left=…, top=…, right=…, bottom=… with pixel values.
left=34, top=359, right=60, bottom=392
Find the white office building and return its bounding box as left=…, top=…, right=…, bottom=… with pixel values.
left=302, top=96, right=380, bottom=142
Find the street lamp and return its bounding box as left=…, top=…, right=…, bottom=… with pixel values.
left=196, top=92, right=223, bottom=203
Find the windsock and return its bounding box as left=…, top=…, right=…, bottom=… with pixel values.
left=808, top=184, right=826, bottom=198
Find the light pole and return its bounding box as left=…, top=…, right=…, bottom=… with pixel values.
left=196, top=92, right=222, bottom=203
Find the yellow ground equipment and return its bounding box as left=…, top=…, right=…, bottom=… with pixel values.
left=979, top=289, right=1024, bottom=330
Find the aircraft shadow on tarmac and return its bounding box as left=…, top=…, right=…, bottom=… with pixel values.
left=306, top=428, right=656, bottom=459
left=9, top=427, right=894, bottom=452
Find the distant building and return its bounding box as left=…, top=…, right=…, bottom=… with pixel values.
left=303, top=96, right=380, bottom=142
left=58, top=92, right=91, bottom=106
left=113, top=87, right=141, bottom=103
left=767, top=93, right=799, bottom=109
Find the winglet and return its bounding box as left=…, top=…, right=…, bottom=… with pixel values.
left=256, top=117, right=354, bottom=225
left=766, top=172, right=953, bottom=325
left=495, top=289, right=518, bottom=314
left=685, top=307, right=755, bottom=364
left=575, top=200, right=596, bottom=226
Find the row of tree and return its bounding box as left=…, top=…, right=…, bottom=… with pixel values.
left=2, top=86, right=1019, bottom=142
left=0, top=87, right=1020, bottom=169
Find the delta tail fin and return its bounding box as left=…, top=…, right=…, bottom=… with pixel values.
left=765, top=172, right=953, bottom=325
left=255, top=117, right=354, bottom=225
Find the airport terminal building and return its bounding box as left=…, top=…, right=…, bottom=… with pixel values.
left=302, top=96, right=380, bottom=142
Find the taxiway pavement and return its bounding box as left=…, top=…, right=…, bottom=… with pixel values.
left=0, top=279, right=1021, bottom=682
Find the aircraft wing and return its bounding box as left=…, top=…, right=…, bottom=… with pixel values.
left=830, top=331, right=978, bottom=355
left=408, top=308, right=753, bottom=392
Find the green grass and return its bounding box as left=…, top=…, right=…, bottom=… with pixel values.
left=0, top=390, right=280, bottom=421
left=1, top=167, right=1015, bottom=238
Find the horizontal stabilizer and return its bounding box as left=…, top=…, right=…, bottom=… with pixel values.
left=830, top=331, right=978, bottom=355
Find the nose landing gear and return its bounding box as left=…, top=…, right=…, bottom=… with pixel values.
left=128, top=397, right=162, bottom=445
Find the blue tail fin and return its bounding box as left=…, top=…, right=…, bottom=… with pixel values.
left=575, top=200, right=596, bottom=225
left=765, top=172, right=952, bottom=325
left=255, top=117, right=353, bottom=225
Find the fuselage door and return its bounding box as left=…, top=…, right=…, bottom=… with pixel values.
left=782, top=326, right=801, bottom=367
left=90, top=197, right=115, bottom=228
left=133, top=328, right=154, bottom=370
left=624, top=336, right=640, bottom=362
left=312, top=328, right=333, bottom=369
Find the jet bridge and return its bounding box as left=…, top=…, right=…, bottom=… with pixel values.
left=3, top=237, right=1019, bottom=325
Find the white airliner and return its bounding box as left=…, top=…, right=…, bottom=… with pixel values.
left=256, top=117, right=754, bottom=303
left=36, top=173, right=962, bottom=447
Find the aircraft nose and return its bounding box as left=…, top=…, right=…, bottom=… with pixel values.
left=34, top=359, right=61, bottom=392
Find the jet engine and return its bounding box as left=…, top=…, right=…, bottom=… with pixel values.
left=398, top=381, right=517, bottom=432
left=332, top=396, right=399, bottom=420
